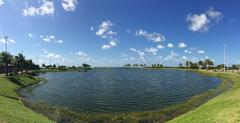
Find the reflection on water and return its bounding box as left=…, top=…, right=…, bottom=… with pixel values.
left=21, top=68, right=221, bottom=113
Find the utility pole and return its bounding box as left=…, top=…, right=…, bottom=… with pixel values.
left=50, top=56, right=52, bottom=66
left=4, top=36, right=8, bottom=76
left=223, top=44, right=226, bottom=72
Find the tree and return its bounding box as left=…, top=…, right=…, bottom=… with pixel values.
left=14, top=54, right=25, bottom=74
left=205, top=59, right=214, bottom=70
left=42, top=63, right=46, bottom=69
left=186, top=61, right=191, bottom=68
left=0, top=52, right=13, bottom=76
left=53, top=64, right=57, bottom=69
left=198, top=60, right=205, bottom=69
left=179, top=63, right=183, bottom=68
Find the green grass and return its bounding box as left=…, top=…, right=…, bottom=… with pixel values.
left=0, top=74, right=54, bottom=123
left=169, top=71, right=240, bottom=123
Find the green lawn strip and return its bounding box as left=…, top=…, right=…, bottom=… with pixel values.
left=168, top=72, right=240, bottom=123
left=0, top=74, right=54, bottom=123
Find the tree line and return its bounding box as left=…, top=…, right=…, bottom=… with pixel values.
left=185, top=59, right=214, bottom=69
left=0, top=52, right=40, bottom=76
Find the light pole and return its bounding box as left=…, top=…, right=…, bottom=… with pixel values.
left=223, top=44, right=226, bottom=72
left=50, top=56, right=52, bottom=66
left=4, top=36, right=8, bottom=76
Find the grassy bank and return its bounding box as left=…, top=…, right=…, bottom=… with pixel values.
left=0, top=74, right=53, bottom=123
left=168, top=71, right=240, bottom=123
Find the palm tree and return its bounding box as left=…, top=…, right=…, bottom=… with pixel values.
left=24, top=60, right=33, bottom=73
left=42, top=63, right=46, bottom=69
left=205, top=59, right=214, bottom=70
left=0, top=52, right=13, bottom=76
left=186, top=61, right=190, bottom=68
left=198, top=60, right=205, bottom=69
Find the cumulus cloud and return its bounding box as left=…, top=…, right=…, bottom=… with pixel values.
left=102, top=44, right=111, bottom=50
left=109, top=40, right=117, bottom=47
left=95, top=20, right=115, bottom=37
left=90, top=26, right=95, bottom=31
left=157, top=44, right=165, bottom=49
left=145, top=47, right=158, bottom=55
left=186, top=7, right=223, bottom=32
left=39, top=34, right=63, bottom=44
left=178, top=42, right=187, bottom=48
left=0, top=38, right=16, bottom=44
left=198, top=50, right=205, bottom=54
left=184, top=49, right=192, bottom=54
left=47, top=53, right=61, bottom=58
left=130, top=48, right=145, bottom=60
left=186, top=14, right=209, bottom=32
left=28, top=33, right=34, bottom=38
left=62, top=0, right=78, bottom=12
left=135, top=29, right=165, bottom=42
left=164, top=51, right=179, bottom=61
left=207, top=7, right=224, bottom=22
left=182, top=56, right=187, bottom=60
left=23, top=0, right=54, bottom=16
left=56, top=40, right=64, bottom=43
left=0, top=0, right=4, bottom=7
left=92, top=20, right=119, bottom=50
left=76, top=51, right=90, bottom=62
left=167, top=43, right=174, bottom=48
left=42, top=50, right=61, bottom=59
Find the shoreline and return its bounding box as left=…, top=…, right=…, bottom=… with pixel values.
left=0, top=74, right=54, bottom=123
left=19, top=69, right=234, bottom=123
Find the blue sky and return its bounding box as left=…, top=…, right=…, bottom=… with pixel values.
left=0, top=0, right=239, bottom=67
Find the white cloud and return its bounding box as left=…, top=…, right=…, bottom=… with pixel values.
left=182, top=56, right=187, bottom=60
left=76, top=51, right=89, bottom=61
left=157, top=44, right=165, bottom=49
left=92, top=20, right=119, bottom=50
left=43, top=49, right=48, bottom=53
left=23, top=0, right=54, bottom=16
left=198, top=50, right=205, bottom=54
left=207, top=7, right=223, bottom=22
left=167, top=43, right=174, bottom=48
left=109, top=40, right=117, bottom=47
left=0, top=38, right=16, bottom=44
left=184, top=49, right=192, bottom=54
left=186, top=14, right=210, bottom=32
left=40, top=34, right=63, bottom=44
left=178, top=42, right=187, bottom=48
left=130, top=48, right=145, bottom=60
left=0, top=0, right=4, bottom=7
left=56, top=40, right=64, bottom=43
left=164, top=51, right=179, bottom=61
left=49, top=35, right=55, bottom=39
left=43, top=50, right=61, bottom=59
left=135, top=29, right=165, bottom=42
left=145, top=47, right=158, bottom=55
left=90, top=26, right=95, bottom=31
left=46, top=53, right=61, bottom=59
left=96, top=20, right=115, bottom=37
left=62, top=0, right=78, bottom=12
left=43, top=37, right=51, bottom=42
left=28, top=33, right=34, bottom=38
left=102, top=44, right=111, bottom=50
left=186, top=7, right=223, bottom=32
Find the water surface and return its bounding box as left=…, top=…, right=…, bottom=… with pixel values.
left=21, top=68, right=221, bottom=113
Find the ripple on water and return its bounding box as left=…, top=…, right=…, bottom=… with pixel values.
left=22, top=68, right=221, bottom=113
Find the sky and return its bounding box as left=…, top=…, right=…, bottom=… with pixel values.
left=0, top=0, right=240, bottom=67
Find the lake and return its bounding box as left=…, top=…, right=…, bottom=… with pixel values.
left=21, top=68, right=221, bottom=113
